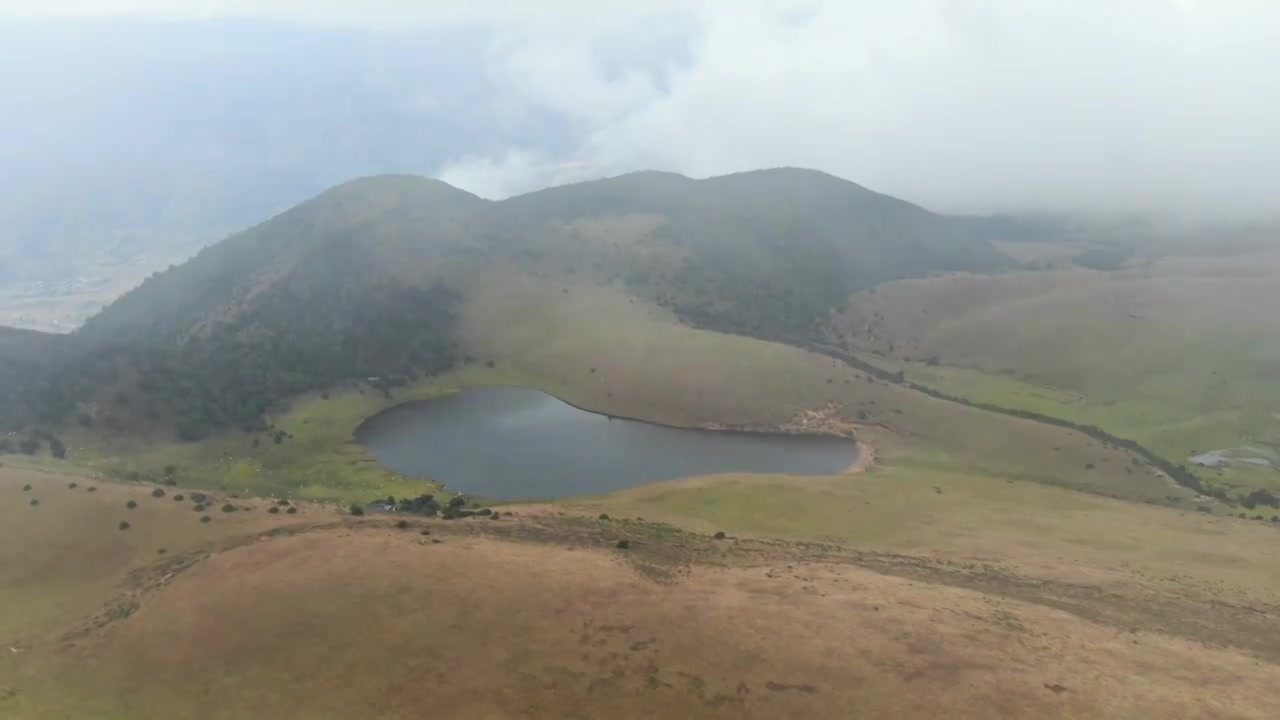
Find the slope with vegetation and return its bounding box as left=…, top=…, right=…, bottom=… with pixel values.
left=2, top=169, right=1014, bottom=445
left=2, top=170, right=1279, bottom=718
left=824, top=248, right=1280, bottom=502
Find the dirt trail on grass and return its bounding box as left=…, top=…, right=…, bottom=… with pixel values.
left=5, top=468, right=1280, bottom=719
left=1, top=505, right=1276, bottom=719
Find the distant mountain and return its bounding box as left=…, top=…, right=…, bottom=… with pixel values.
left=8, top=169, right=1014, bottom=439
left=0, top=19, right=574, bottom=284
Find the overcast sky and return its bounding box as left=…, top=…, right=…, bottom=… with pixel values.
left=3, top=0, right=1279, bottom=217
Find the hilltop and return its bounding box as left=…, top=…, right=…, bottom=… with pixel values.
left=5, top=168, right=1014, bottom=441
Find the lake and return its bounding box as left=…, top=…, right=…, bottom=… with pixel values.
left=356, top=386, right=859, bottom=500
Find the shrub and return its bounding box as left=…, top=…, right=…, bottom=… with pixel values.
left=126, top=500, right=138, bottom=509
left=286, top=507, right=297, bottom=515
left=477, top=508, right=493, bottom=516
left=447, top=495, right=467, bottom=509
left=21, top=484, right=31, bottom=491
left=29, top=499, right=39, bottom=506
left=489, top=513, right=500, bottom=520
left=190, top=493, right=208, bottom=504
left=173, top=494, right=185, bottom=502
left=598, top=513, right=611, bottom=521
left=349, top=504, right=365, bottom=516
left=67, top=482, right=77, bottom=489
left=221, top=503, right=237, bottom=513
left=193, top=504, right=205, bottom=512
left=151, top=488, right=166, bottom=498
left=118, top=521, right=131, bottom=531
left=277, top=499, right=291, bottom=506
left=87, top=486, right=97, bottom=492
left=157, top=548, right=167, bottom=555
left=615, top=539, right=631, bottom=549
left=420, top=529, right=431, bottom=536
left=1243, top=489, right=1279, bottom=510
left=395, top=520, right=410, bottom=529
left=1085, top=463, right=1096, bottom=470
left=268, top=506, right=280, bottom=515
left=200, top=515, right=212, bottom=523
left=713, top=531, right=727, bottom=540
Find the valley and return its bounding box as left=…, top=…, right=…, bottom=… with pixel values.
left=1, top=171, right=1278, bottom=718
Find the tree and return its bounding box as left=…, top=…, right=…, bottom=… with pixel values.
left=49, top=436, right=67, bottom=459
left=1243, top=488, right=1279, bottom=510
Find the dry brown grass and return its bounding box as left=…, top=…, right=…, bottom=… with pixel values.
left=0, top=466, right=325, bottom=641
left=4, top=467, right=1279, bottom=719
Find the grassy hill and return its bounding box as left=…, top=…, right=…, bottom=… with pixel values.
left=57, top=276, right=1191, bottom=509
left=3, top=172, right=1280, bottom=718
left=824, top=249, right=1280, bottom=501
left=0, top=171, right=1234, bottom=513
left=3, top=169, right=1013, bottom=444
left=3, top=460, right=1279, bottom=719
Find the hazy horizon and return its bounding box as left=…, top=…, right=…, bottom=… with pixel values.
left=1, top=0, right=1278, bottom=224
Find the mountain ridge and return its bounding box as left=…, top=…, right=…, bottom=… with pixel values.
left=5, top=168, right=1015, bottom=439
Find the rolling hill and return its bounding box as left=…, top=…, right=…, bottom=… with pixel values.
left=823, top=249, right=1280, bottom=500
left=5, top=168, right=1014, bottom=441
left=3, top=171, right=1280, bottom=719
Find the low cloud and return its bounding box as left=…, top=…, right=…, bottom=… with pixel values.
left=441, top=0, right=1280, bottom=218
left=8, top=0, right=1280, bottom=217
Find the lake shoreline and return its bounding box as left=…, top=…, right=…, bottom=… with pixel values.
left=355, top=383, right=863, bottom=446
left=354, top=385, right=862, bottom=500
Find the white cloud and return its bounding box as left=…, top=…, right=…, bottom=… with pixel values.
left=0, top=0, right=704, bottom=28
left=440, top=0, right=1280, bottom=217
left=8, top=0, right=1280, bottom=216
left=437, top=150, right=592, bottom=200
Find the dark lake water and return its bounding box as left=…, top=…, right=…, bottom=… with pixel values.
left=356, top=386, right=859, bottom=500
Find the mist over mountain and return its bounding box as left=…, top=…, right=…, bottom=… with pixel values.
left=5, top=169, right=1012, bottom=439
left=0, top=19, right=573, bottom=282
left=4, top=2, right=1280, bottom=293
